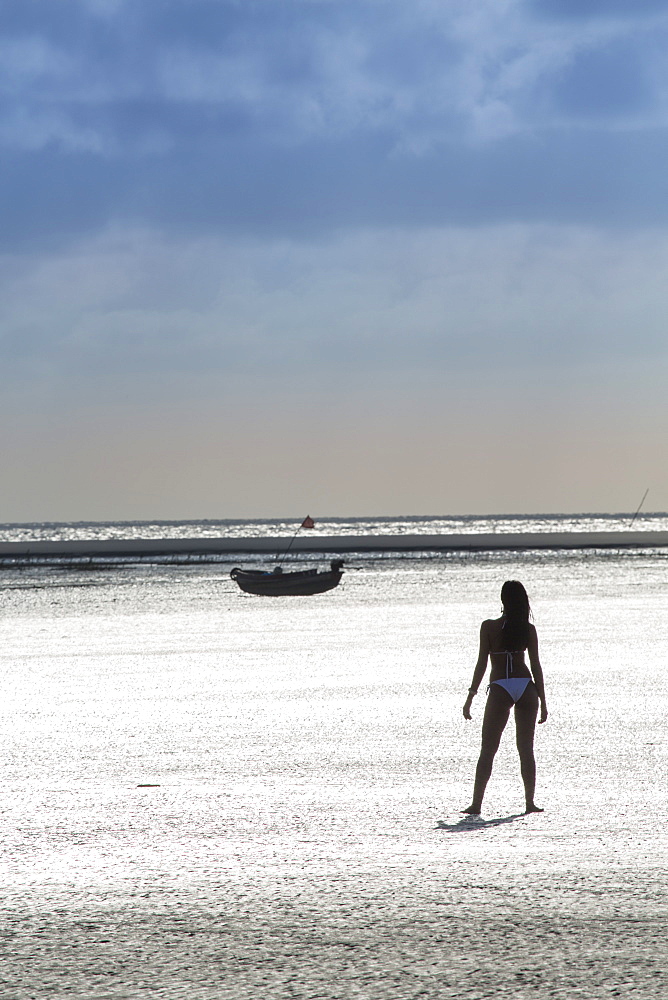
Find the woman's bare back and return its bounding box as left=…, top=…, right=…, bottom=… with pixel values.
left=483, top=617, right=533, bottom=683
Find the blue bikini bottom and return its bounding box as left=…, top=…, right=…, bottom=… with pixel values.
left=491, top=678, right=531, bottom=703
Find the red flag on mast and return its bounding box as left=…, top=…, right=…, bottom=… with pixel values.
left=301, top=515, right=315, bottom=529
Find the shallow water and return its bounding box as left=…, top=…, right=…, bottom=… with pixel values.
left=1, top=510, right=667, bottom=542
left=1, top=549, right=667, bottom=998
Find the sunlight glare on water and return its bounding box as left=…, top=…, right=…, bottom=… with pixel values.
left=1, top=548, right=667, bottom=998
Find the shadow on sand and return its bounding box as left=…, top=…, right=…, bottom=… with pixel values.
left=436, top=813, right=526, bottom=833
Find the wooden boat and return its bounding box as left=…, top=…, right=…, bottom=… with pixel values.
left=230, top=560, right=344, bottom=596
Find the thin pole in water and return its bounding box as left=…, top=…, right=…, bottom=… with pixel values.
left=628, top=488, right=649, bottom=529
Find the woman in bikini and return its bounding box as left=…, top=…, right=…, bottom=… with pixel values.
left=462, top=580, right=548, bottom=815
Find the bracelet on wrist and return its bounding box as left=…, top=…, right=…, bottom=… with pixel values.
left=468, top=687, right=478, bottom=696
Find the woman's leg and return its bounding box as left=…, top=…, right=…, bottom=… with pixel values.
left=463, top=686, right=512, bottom=813
left=514, top=685, right=542, bottom=812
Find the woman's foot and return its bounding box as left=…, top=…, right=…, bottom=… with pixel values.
left=461, top=805, right=482, bottom=814
left=524, top=803, right=544, bottom=814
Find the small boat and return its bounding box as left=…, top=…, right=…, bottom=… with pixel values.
left=230, top=560, right=344, bottom=596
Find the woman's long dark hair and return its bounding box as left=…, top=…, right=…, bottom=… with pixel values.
left=500, top=580, right=531, bottom=650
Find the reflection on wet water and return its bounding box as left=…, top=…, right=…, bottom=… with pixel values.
left=1, top=511, right=668, bottom=542
left=1, top=550, right=667, bottom=998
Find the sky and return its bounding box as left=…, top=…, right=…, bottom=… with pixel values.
left=1, top=0, right=668, bottom=521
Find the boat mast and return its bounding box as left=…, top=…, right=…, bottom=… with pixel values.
left=275, top=515, right=315, bottom=566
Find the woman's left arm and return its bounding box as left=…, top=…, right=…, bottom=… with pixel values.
left=463, top=621, right=490, bottom=720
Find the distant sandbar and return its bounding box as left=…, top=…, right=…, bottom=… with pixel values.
left=1, top=530, right=667, bottom=561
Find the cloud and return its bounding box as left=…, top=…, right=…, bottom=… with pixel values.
left=3, top=3, right=668, bottom=518
left=2, top=223, right=667, bottom=397
left=2, top=2, right=668, bottom=248
left=1, top=0, right=668, bottom=256
left=551, top=44, right=649, bottom=118
left=3, top=2, right=668, bottom=149
left=530, top=0, right=668, bottom=20
left=6, top=117, right=668, bottom=257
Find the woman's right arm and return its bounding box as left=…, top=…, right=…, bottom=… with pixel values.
left=527, top=624, right=548, bottom=723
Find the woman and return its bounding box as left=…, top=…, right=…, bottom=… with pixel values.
left=462, top=580, right=548, bottom=815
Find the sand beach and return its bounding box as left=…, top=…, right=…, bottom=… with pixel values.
left=1, top=525, right=667, bottom=997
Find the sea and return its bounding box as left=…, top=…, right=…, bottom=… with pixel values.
left=1, top=514, right=667, bottom=999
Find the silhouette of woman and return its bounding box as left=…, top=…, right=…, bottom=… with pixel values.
left=462, top=580, right=548, bottom=814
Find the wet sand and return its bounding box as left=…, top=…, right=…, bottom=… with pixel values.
left=1, top=552, right=667, bottom=998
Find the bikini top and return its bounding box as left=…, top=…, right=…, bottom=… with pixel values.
left=494, top=616, right=528, bottom=677
left=491, top=649, right=525, bottom=678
